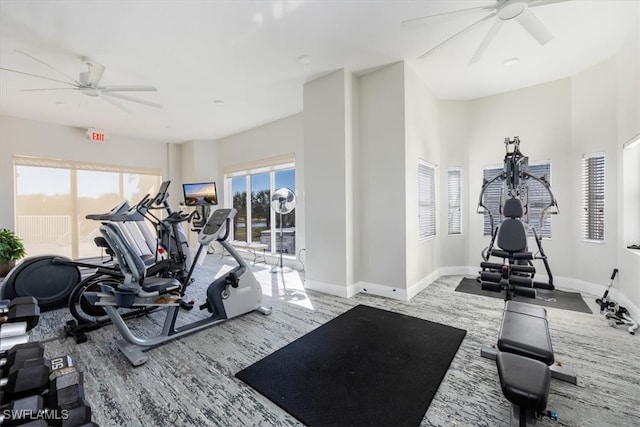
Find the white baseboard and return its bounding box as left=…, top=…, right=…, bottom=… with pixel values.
left=357, top=281, right=408, bottom=301
left=304, top=279, right=358, bottom=298
left=303, top=266, right=640, bottom=323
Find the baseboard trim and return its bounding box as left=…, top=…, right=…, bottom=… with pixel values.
left=304, top=266, right=640, bottom=322
left=357, top=281, right=408, bottom=301
left=304, top=279, right=358, bottom=298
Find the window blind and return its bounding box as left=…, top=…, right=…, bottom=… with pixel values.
left=447, top=168, right=462, bottom=235
left=482, top=167, right=503, bottom=235
left=418, top=161, right=436, bottom=239
left=525, top=163, right=552, bottom=238
left=13, top=155, right=160, bottom=175
left=582, top=153, right=605, bottom=241
left=482, top=162, right=552, bottom=238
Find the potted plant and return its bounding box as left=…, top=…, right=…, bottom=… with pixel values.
left=0, top=228, right=26, bottom=277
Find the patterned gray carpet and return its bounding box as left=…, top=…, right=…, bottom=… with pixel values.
left=31, top=255, right=640, bottom=426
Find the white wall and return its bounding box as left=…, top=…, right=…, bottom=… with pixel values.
left=437, top=100, right=471, bottom=268
left=357, top=63, right=407, bottom=294
left=0, top=115, right=174, bottom=230
left=303, top=70, right=352, bottom=294
left=467, top=79, right=573, bottom=280
left=570, top=59, right=619, bottom=285
left=404, top=64, right=442, bottom=291
left=615, top=12, right=640, bottom=312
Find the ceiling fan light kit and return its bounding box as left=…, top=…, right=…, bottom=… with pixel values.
left=404, top=0, right=568, bottom=64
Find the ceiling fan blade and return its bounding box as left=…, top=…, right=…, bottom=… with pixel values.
left=529, top=0, right=572, bottom=8
left=417, top=12, right=497, bottom=60
left=469, top=19, right=504, bottom=64
left=20, top=87, right=80, bottom=91
left=516, top=8, right=554, bottom=45
left=101, top=91, right=163, bottom=109
left=15, top=50, right=80, bottom=85
left=100, top=85, right=158, bottom=92
left=100, top=95, right=132, bottom=113
left=402, top=4, right=497, bottom=28
left=0, top=67, right=78, bottom=87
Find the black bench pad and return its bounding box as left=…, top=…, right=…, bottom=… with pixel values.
left=497, top=351, right=550, bottom=413
left=505, top=300, right=546, bottom=319
left=141, top=277, right=181, bottom=293
left=498, top=310, right=554, bottom=365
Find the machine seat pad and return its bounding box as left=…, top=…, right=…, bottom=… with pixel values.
left=505, top=301, right=547, bottom=319
left=498, top=310, right=554, bottom=365
left=496, top=351, right=550, bottom=413
left=141, top=277, right=181, bottom=293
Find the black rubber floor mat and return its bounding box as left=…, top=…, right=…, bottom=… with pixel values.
left=236, top=304, right=467, bottom=426
left=456, top=277, right=592, bottom=314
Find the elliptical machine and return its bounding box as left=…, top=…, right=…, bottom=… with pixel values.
left=65, top=181, right=199, bottom=342
left=0, top=200, right=133, bottom=311
left=83, top=207, right=271, bottom=366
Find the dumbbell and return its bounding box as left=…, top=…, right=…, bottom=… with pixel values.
left=0, top=336, right=30, bottom=354
left=0, top=394, right=44, bottom=425
left=47, top=365, right=93, bottom=426
left=0, top=302, right=40, bottom=332
left=0, top=297, right=37, bottom=310
left=0, top=297, right=38, bottom=313
left=0, top=353, right=74, bottom=405
left=0, top=358, right=50, bottom=403
left=0, top=323, right=27, bottom=339
left=0, top=342, right=46, bottom=376
left=0, top=298, right=39, bottom=339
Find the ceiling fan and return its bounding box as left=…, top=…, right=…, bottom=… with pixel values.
left=0, top=51, right=162, bottom=111
left=403, top=0, right=571, bottom=64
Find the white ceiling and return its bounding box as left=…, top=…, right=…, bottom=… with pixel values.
left=0, top=0, right=638, bottom=144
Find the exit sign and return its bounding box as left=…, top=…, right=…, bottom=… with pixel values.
left=87, top=128, right=107, bottom=142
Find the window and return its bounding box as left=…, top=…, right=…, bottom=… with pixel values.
left=225, top=158, right=296, bottom=255
left=418, top=160, right=436, bottom=239
left=525, top=163, right=552, bottom=238
left=482, top=162, right=552, bottom=238
left=482, top=166, right=503, bottom=236
left=14, top=156, right=162, bottom=259
left=447, top=168, right=462, bottom=235
left=582, top=153, right=605, bottom=241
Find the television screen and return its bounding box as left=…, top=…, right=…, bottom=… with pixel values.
left=183, top=182, right=218, bottom=206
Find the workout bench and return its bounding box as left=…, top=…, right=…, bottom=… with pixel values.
left=482, top=301, right=577, bottom=425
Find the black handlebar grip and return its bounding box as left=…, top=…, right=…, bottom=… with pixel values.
left=611, top=268, right=619, bottom=280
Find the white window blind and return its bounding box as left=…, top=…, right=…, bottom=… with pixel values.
left=418, top=161, right=436, bottom=239
left=582, top=153, right=605, bottom=241
left=447, top=168, right=462, bottom=235
left=482, top=167, right=503, bottom=236
left=482, top=162, right=552, bottom=238
left=525, top=163, right=552, bottom=238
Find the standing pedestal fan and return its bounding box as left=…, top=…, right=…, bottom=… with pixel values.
left=271, top=187, right=296, bottom=273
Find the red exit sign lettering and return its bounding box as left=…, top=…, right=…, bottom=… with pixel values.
left=91, top=132, right=105, bottom=141
left=87, top=128, right=107, bottom=142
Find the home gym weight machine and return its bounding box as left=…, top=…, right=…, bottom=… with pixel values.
left=477, top=137, right=559, bottom=297
left=83, top=207, right=271, bottom=366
